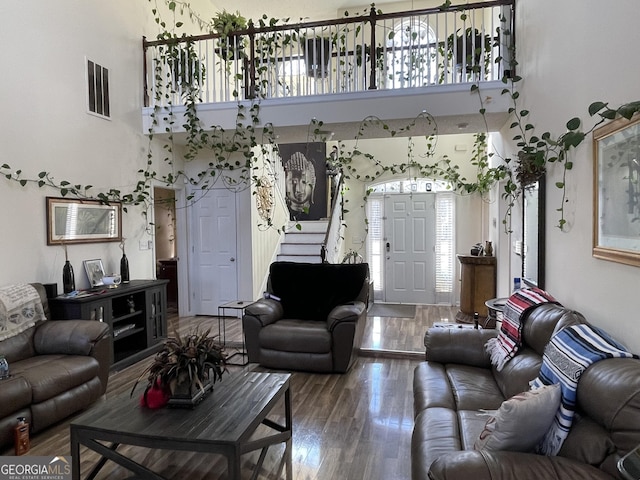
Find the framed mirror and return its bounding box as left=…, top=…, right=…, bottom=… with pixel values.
left=522, top=176, right=545, bottom=289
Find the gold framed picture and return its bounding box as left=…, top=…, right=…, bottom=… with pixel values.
left=593, top=114, right=640, bottom=267
left=46, top=197, right=122, bottom=245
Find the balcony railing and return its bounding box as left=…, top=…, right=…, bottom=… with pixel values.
left=143, top=0, right=514, bottom=108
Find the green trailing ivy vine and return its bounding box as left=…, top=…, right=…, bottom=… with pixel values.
left=459, top=0, right=640, bottom=231
left=4, top=0, right=640, bottom=242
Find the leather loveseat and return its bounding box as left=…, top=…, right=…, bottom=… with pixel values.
left=412, top=302, right=640, bottom=480
left=243, top=262, right=369, bottom=373
left=0, top=283, right=112, bottom=450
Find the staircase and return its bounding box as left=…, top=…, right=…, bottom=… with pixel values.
left=277, top=221, right=327, bottom=263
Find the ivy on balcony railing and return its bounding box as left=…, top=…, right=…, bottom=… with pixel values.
left=143, top=0, right=515, bottom=108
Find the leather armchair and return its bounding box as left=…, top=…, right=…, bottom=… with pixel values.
left=243, top=262, right=369, bottom=373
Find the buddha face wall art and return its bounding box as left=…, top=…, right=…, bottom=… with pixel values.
left=279, top=142, right=327, bottom=221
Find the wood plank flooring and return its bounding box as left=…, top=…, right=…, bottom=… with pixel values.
left=2, top=304, right=457, bottom=479
left=212, top=303, right=456, bottom=354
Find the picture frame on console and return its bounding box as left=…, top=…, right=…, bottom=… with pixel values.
left=593, top=114, right=640, bottom=267
left=83, top=259, right=106, bottom=288
left=46, top=197, right=122, bottom=245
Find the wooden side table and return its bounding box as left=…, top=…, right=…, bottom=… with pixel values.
left=456, top=254, right=496, bottom=324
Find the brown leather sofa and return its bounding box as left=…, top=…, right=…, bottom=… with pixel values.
left=0, top=283, right=112, bottom=450
left=412, top=303, right=640, bottom=480
left=243, top=262, right=369, bottom=373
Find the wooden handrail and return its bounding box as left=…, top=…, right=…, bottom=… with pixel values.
left=143, top=0, right=514, bottom=48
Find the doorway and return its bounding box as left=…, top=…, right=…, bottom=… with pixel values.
left=188, top=188, right=239, bottom=315
left=367, top=179, right=455, bottom=305
left=153, top=187, right=178, bottom=312
left=384, top=193, right=436, bottom=303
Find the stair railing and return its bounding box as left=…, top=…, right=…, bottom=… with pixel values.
left=321, top=172, right=345, bottom=263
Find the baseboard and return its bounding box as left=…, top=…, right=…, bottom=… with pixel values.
left=358, top=348, right=424, bottom=360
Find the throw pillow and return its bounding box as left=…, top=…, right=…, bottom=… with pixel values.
left=474, top=383, right=561, bottom=452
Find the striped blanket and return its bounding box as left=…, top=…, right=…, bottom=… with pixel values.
left=531, top=324, right=638, bottom=456
left=486, top=287, right=558, bottom=371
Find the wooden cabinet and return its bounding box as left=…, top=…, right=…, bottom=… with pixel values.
left=456, top=255, right=496, bottom=324
left=50, top=279, right=168, bottom=369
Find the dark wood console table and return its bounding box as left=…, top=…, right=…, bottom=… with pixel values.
left=50, top=279, right=168, bottom=369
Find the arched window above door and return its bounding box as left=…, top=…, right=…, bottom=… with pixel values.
left=385, top=19, right=437, bottom=88
left=369, top=178, right=451, bottom=194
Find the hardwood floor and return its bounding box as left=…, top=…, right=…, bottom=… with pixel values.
left=362, top=304, right=457, bottom=353
left=212, top=303, right=456, bottom=355
left=2, top=304, right=457, bottom=479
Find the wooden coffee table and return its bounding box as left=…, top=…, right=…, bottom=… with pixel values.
left=70, top=371, right=291, bottom=480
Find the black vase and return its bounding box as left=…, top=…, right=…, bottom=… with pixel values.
left=120, top=253, right=130, bottom=283
left=63, top=260, right=75, bottom=294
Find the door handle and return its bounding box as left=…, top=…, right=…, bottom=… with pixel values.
left=230, top=257, right=235, bottom=262
left=386, top=242, right=390, bottom=252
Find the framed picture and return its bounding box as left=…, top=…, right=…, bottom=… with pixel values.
left=593, top=114, right=640, bottom=267
left=46, top=197, right=122, bottom=245
left=83, top=259, right=106, bottom=287
left=278, top=142, right=327, bottom=221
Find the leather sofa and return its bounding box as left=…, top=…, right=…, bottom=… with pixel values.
left=0, top=283, right=112, bottom=450
left=243, top=262, right=369, bottom=373
left=412, top=303, right=640, bottom=480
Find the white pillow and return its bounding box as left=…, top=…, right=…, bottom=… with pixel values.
left=474, top=383, right=561, bottom=452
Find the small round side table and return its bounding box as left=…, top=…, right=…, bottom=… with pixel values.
left=485, top=297, right=509, bottom=329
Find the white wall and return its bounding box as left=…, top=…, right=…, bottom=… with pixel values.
left=249, top=145, right=290, bottom=298
left=504, top=0, right=640, bottom=352
left=0, top=0, right=212, bottom=290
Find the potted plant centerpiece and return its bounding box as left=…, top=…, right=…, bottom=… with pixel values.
left=133, top=328, right=227, bottom=408
left=212, top=9, right=247, bottom=62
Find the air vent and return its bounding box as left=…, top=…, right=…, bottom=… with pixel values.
left=86, top=58, right=110, bottom=119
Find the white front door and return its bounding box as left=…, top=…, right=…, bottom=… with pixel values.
left=189, top=188, right=238, bottom=315
left=384, top=193, right=436, bottom=303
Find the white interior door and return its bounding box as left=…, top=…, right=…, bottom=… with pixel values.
left=190, top=188, right=238, bottom=315
left=384, top=193, right=436, bottom=303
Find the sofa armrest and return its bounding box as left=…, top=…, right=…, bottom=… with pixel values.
left=34, top=320, right=110, bottom=356
left=243, top=298, right=283, bottom=327
left=33, top=320, right=112, bottom=393
left=327, top=301, right=366, bottom=331
left=427, top=450, right=614, bottom=480
left=424, top=328, right=497, bottom=367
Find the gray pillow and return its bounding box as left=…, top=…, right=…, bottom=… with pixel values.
left=474, top=383, right=561, bottom=452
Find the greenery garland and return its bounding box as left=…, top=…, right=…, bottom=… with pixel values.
left=3, top=0, right=640, bottom=239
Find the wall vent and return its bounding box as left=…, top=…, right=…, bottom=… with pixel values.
left=86, top=58, right=110, bottom=119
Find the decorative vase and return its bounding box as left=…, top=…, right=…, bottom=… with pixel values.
left=62, top=260, right=75, bottom=294
left=0, top=354, right=9, bottom=379
left=120, top=253, right=130, bottom=283
left=484, top=241, right=493, bottom=257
